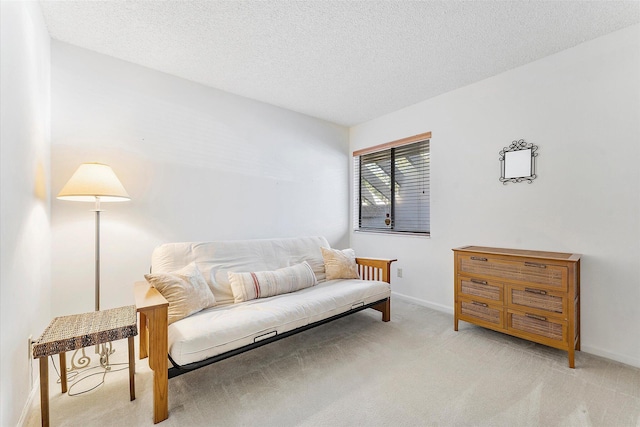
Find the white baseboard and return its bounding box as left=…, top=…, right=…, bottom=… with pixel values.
left=17, top=374, right=39, bottom=427
left=580, top=345, right=640, bottom=369
left=391, top=291, right=454, bottom=315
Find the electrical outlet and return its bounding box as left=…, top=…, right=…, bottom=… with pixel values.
left=28, top=335, right=33, bottom=385
left=397, top=268, right=403, bottom=278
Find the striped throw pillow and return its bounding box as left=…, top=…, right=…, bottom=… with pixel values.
left=228, top=261, right=317, bottom=303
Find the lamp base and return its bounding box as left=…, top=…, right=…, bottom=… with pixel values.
left=98, top=342, right=115, bottom=369
left=69, top=343, right=116, bottom=372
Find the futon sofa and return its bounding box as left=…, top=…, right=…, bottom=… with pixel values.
left=134, top=236, right=395, bottom=423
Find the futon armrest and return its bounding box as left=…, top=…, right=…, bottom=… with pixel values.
left=133, top=281, right=169, bottom=423
left=355, top=257, right=397, bottom=284
left=134, top=281, right=168, bottom=312
left=133, top=281, right=168, bottom=362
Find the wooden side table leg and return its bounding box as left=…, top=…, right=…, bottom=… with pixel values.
left=59, top=351, right=67, bottom=393
left=128, top=336, right=136, bottom=401
left=39, top=357, right=49, bottom=427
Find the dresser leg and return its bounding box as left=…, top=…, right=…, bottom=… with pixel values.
left=568, top=348, right=575, bottom=369
left=454, top=316, right=458, bottom=331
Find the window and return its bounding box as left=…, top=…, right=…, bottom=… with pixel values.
left=353, top=132, right=430, bottom=235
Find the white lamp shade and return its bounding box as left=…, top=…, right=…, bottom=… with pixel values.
left=57, top=163, right=130, bottom=202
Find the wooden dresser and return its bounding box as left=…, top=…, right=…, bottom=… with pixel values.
left=453, top=246, right=581, bottom=368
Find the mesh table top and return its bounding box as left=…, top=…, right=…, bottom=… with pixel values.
left=33, top=305, right=138, bottom=358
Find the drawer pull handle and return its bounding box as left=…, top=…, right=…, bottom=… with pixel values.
left=524, top=262, right=547, bottom=269
left=524, top=288, right=547, bottom=295
left=525, top=313, right=547, bottom=322
left=471, top=256, right=488, bottom=262
left=470, top=279, right=488, bottom=285
left=471, top=301, right=488, bottom=308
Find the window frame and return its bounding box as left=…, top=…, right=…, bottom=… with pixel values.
left=353, top=132, right=431, bottom=237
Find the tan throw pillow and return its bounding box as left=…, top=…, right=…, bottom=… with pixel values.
left=144, top=262, right=216, bottom=324
left=321, top=247, right=359, bottom=280
left=228, top=261, right=317, bottom=303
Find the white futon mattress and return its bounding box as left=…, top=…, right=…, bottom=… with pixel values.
left=168, top=278, right=390, bottom=366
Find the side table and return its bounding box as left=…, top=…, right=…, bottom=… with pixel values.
left=32, top=305, right=138, bottom=427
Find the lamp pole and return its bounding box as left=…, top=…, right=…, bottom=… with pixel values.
left=94, top=197, right=101, bottom=311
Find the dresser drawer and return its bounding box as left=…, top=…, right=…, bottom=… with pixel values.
left=459, top=255, right=568, bottom=290
left=458, top=276, right=503, bottom=303
left=458, top=298, right=504, bottom=328
left=507, top=310, right=567, bottom=343
left=507, top=285, right=566, bottom=317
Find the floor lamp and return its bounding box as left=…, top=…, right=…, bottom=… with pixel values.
left=57, top=162, right=130, bottom=368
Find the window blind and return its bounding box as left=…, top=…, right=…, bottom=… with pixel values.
left=353, top=136, right=430, bottom=235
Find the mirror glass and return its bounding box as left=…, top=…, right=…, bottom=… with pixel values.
left=504, top=149, right=531, bottom=178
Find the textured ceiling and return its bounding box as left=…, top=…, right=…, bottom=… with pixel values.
left=40, top=1, right=640, bottom=126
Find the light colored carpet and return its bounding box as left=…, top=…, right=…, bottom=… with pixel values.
left=24, top=299, right=640, bottom=426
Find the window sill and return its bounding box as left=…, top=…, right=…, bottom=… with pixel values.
left=353, top=229, right=431, bottom=238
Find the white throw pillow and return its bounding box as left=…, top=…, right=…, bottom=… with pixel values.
left=145, top=262, right=216, bottom=324
left=228, top=261, right=317, bottom=303
left=321, top=247, right=359, bottom=280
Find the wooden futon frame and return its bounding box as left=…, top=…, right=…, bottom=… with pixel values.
left=134, top=257, right=395, bottom=423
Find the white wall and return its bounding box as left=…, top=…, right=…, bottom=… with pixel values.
left=350, top=25, right=640, bottom=367
left=0, top=1, right=52, bottom=425
left=50, top=42, right=350, bottom=316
